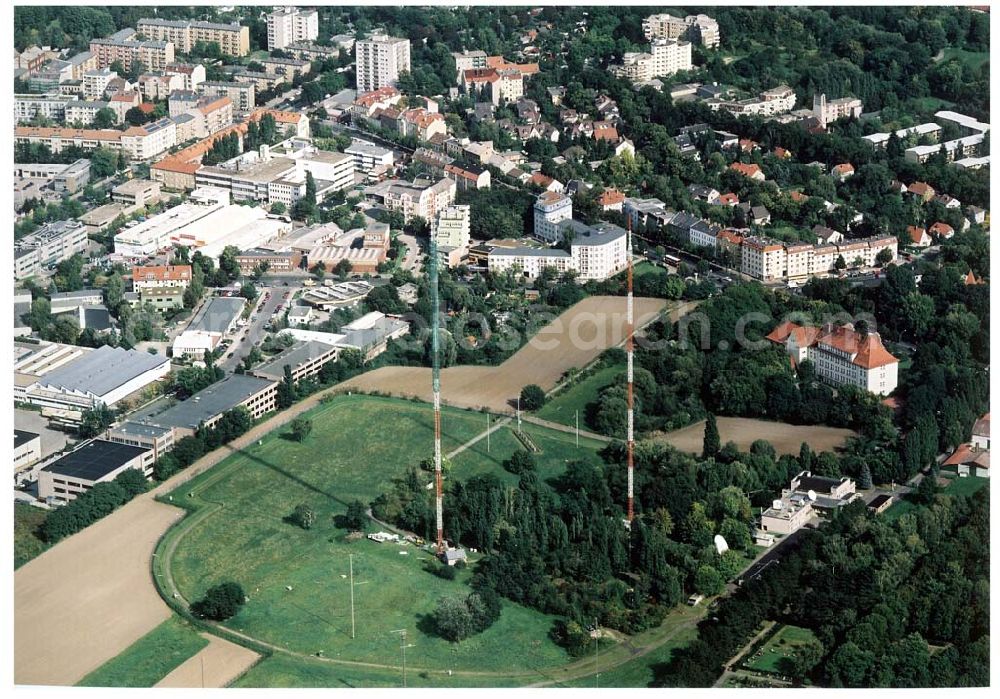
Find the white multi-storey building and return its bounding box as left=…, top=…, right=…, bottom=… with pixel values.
left=15, top=220, right=89, bottom=281
left=611, top=38, right=692, bottom=83
left=82, top=68, right=117, bottom=100
left=266, top=7, right=319, bottom=50
left=767, top=322, right=899, bottom=395
left=488, top=221, right=627, bottom=282
left=533, top=191, right=573, bottom=243
left=813, top=93, right=864, bottom=128
left=345, top=139, right=395, bottom=177
left=14, top=94, right=69, bottom=123
left=740, top=235, right=897, bottom=281
left=355, top=34, right=411, bottom=93
left=643, top=13, right=720, bottom=48
left=433, top=204, right=472, bottom=267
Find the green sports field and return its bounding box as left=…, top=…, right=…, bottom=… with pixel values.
left=77, top=616, right=208, bottom=687
left=161, top=394, right=612, bottom=685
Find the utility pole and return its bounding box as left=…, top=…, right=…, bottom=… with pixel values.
left=390, top=629, right=413, bottom=688
left=594, top=619, right=600, bottom=689
left=516, top=396, right=521, bottom=432
left=575, top=410, right=579, bottom=448
left=349, top=554, right=355, bottom=639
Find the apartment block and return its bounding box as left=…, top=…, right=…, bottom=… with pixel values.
left=90, top=29, right=175, bottom=72
left=266, top=7, right=319, bottom=50
left=14, top=94, right=68, bottom=124
left=14, top=220, right=89, bottom=281
left=198, top=80, right=255, bottom=113
left=643, top=13, right=720, bottom=48
left=355, top=34, right=411, bottom=93
left=137, top=18, right=250, bottom=57
left=533, top=191, right=573, bottom=243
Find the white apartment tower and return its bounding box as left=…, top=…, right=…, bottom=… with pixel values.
left=267, top=7, right=319, bottom=51
left=355, top=34, right=411, bottom=93
left=533, top=191, right=573, bottom=243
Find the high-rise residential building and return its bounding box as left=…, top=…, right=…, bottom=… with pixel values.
left=643, top=13, right=720, bottom=49
left=266, top=7, right=319, bottom=50
left=355, top=34, right=411, bottom=93
left=137, top=18, right=250, bottom=57
left=433, top=204, right=471, bottom=266
left=610, top=38, right=692, bottom=84
left=14, top=94, right=69, bottom=124
left=533, top=191, right=573, bottom=243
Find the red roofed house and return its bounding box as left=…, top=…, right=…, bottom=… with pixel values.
left=592, top=120, right=619, bottom=142
left=907, top=225, right=931, bottom=247
left=767, top=321, right=898, bottom=395
left=729, top=162, right=765, bottom=181
left=131, top=265, right=193, bottom=291
left=773, top=146, right=792, bottom=159
left=714, top=192, right=739, bottom=207
left=832, top=163, right=855, bottom=181
left=907, top=181, right=936, bottom=202
left=943, top=412, right=991, bottom=478
left=530, top=172, right=564, bottom=193
left=964, top=270, right=985, bottom=286
left=929, top=221, right=954, bottom=239
left=597, top=188, right=625, bottom=212
left=715, top=229, right=744, bottom=256
left=789, top=190, right=810, bottom=204
left=739, top=138, right=759, bottom=153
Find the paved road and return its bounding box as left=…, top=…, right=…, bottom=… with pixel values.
left=219, top=288, right=282, bottom=373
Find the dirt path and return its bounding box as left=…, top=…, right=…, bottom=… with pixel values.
left=154, top=635, right=260, bottom=688
left=339, top=296, right=669, bottom=412
left=522, top=414, right=611, bottom=443
left=653, top=417, right=857, bottom=456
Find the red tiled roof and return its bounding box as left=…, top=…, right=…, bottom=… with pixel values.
left=789, top=190, right=809, bottom=203
left=907, top=226, right=927, bottom=244
left=716, top=192, right=739, bottom=206
left=132, top=265, right=192, bottom=282
left=598, top=189, right=625, bottom=206
left=908, top=181, right=934, bottom=196
left=964, top=270, right=985, bottom=285
left=929, top=222, right=954, bottom=237
left=730, top=162, right=763, bottom=178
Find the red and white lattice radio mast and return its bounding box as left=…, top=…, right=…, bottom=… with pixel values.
left=430, top=235, right=444, bottom=553
left=626, top=218, right=635, bottom=527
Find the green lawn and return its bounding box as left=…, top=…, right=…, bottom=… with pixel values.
left=77, top=615, right=208, bottom=687
left=938, top=48, right=990, bottom=70
left=561, top=624, right=699, bottom=688
left=633, top=261, right=669, bottom=279
left=535, top=365, right=622, bottom=430
left=233, top=653, right=531, bottom=688
left=14, top=503, right=49, bottom=569
left=163, top=395, right=584, bottom=684
left=450, top=423, right=607, bottom=486
left=743, top=624, right=818, bottom=674
left=884, top=476, right=987, bottom=522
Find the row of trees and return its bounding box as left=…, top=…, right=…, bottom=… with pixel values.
left=40, top=469, right=147, bottom=543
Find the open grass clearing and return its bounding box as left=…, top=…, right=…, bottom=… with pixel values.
left=742, top=624, right=818, bottom=675
left=76, top=615, right=208, bottom=687
left=535, top=364, right=622, bottom=429
left=164, top=395, right=586, bottom=681
left=937, top=48, right=990, bottom=70
left=14, top=503, right=49, bottom=569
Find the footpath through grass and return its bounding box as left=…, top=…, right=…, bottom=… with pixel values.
left=161, top=394, right=582, bottom=683
left=76, top=615, right=208, bottom=687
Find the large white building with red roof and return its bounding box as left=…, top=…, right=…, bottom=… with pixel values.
left=767, top=321, right=899, bottom=395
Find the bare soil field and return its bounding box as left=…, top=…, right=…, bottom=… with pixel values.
left=14, top=498, right=183, bottom=686
left=154, top=635, right=260, bottom=688
left=14, top=385, right=363, bottom=687
left=653, top=417, right=857, bottom=456
left=341, top=296, right=672, bottom=412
